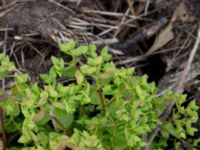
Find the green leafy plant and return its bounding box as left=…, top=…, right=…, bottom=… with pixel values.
left=0, top=40, right=199, bottom=150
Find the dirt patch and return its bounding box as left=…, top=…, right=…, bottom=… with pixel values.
left=185, top=0, right=200, bottom=17
left=0, top=0, right=72, bottom=36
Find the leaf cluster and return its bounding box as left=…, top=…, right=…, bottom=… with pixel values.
left=0, top=40, right=199, bottom=150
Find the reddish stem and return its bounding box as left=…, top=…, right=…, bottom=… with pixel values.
left=0, top=108, right=6, bottom=150
left=97, top=88, right=106, bottom=114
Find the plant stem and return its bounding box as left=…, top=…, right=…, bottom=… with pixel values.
left=0, top=108, right=6, bottom=150
left=105, top=97, right=115, bottom=107
left=50, top=115, right=68, bottom=135
left=97, top=87, right=106, bottom=114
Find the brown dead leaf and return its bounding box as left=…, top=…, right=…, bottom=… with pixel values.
left=146, top=1, right=191, bottom=54
left=147, top=23, right=174, bottom=54
left=0, top=41, right=4, bottom=47
left=171, top=1, right=191, bottom=22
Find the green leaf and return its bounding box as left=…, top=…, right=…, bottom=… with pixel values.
left=160, top=128, right=169, bottom=138
left=49, top=68, right=57, bottom=80
left=0, top=41, right=198, bottom=150
left=0, top=54, right=2, bottom=61
left=187, top=100, right=198, bottom=111
left=56, top=84, right=70, bottom=97
left=80, top=65, right=96, bottom=75
left=102, top=85, right=113, bottom=95
left=87, top=44, right=97, bottom=58
left=87, top=56, right=103, bottom=66
left=75, top=70, right=84, bottom=85
left=136, top=85, right=145, bottom=100
left=40, top=67, right=57, bottom=84
left=59, top=40, right=76, bottom=54
left=0, top=55, right=14, bottom=79
left=30, top=83, right=41, bottom=96
left=18, top=135, right=30, bottom=144
left=54, top=108, right=74, bottom=129
left=40, top=73, right=54, bottom=84
left=15, top=73, right=29, bottom=83
left=36, top=132, right=48, bottom=147
left=51, top=56, right=60, bottom=66
left=45, top=86, right=58, bottom=98
left=80, top=91, right=91, bottom=104
left=34, top=111, right=51, bottom=125
left=179, top=132, right=186, bottom=139
left=101, top=47, right=112, bottom=61
left=52, top=57, right=65, bottom=69
left=163, top=123, right=179, bottom=138
left=5, top=100, right=20, bottom=116
left=62, top=65, right=76, bottom=78
left=187, top=127, right=197, bottom=136
left=0, top=68, right=9, bottom=79
left=51, top=56, right=65, bottom=77
left=89, top=84, right=100, bottom=105
left=70, top=45, right=88, bottom=56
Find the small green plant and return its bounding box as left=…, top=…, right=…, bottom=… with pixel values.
left=0, top=40, right=199, bottom=149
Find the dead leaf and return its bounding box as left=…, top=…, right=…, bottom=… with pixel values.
left=171, top=1, right=191, bottom=22
left=147, top=23, right=174, bottom=54
left=0, top=41, right=4, bottom=47
left=146, top=1, right=190, bottom=54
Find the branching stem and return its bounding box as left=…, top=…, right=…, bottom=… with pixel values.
left=97, top=87, right=106, bottom=114
left=0, top=108, right=6, bottom=150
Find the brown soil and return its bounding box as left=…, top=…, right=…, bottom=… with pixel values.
left=0, top=0, right=71, bottom=35
left=185, top=0, right=200, bottom=17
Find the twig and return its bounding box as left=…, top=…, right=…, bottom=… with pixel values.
left=0, top=5, right=16, bottom=18
left=9, top=42, right=15, bottom=57
left=0, top=108, right=6, bottom=150
left=82, top=9, right=138, bottom=19
left=47, top=0, right=75, bottom=14
left=0, top=0, right=18, bottom=11
left=50, top=115, right=68, bottom=135
left=97, top=88, right=106, bottom=114
left=180, top=28, right=200, bottom=85
left=143, top=26, right=200, bottom=149
left=114, top=8, right=130, bottom=38
left=144, top=0, right=151, bottom=15
left=76, top=0, right=82, bottom=6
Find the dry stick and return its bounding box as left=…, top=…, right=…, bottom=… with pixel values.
left=0, top=108, right=6, bottom=150
left=144, top=0, right=150, bottom=15
left=47, top=0, right=75, bottom=14
left=143, top=26, right=200, bottom=150
left=82, top=9, right=138, bottom=19
left=76, top=0, right=82, bottom=6
left=0, top=0, right=18, bottom=11
left=127, top=0, right=134, bottom=15
left=114, top=8, right=130, bottom=38
left=0, top=2, right=17, bottom=18
left=50, top=115, right=68, bottom=135
left=2, top=26, right=7, bottom=95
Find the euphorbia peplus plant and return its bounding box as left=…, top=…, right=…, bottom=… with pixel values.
left=0, top=40, right=199, bottom=150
